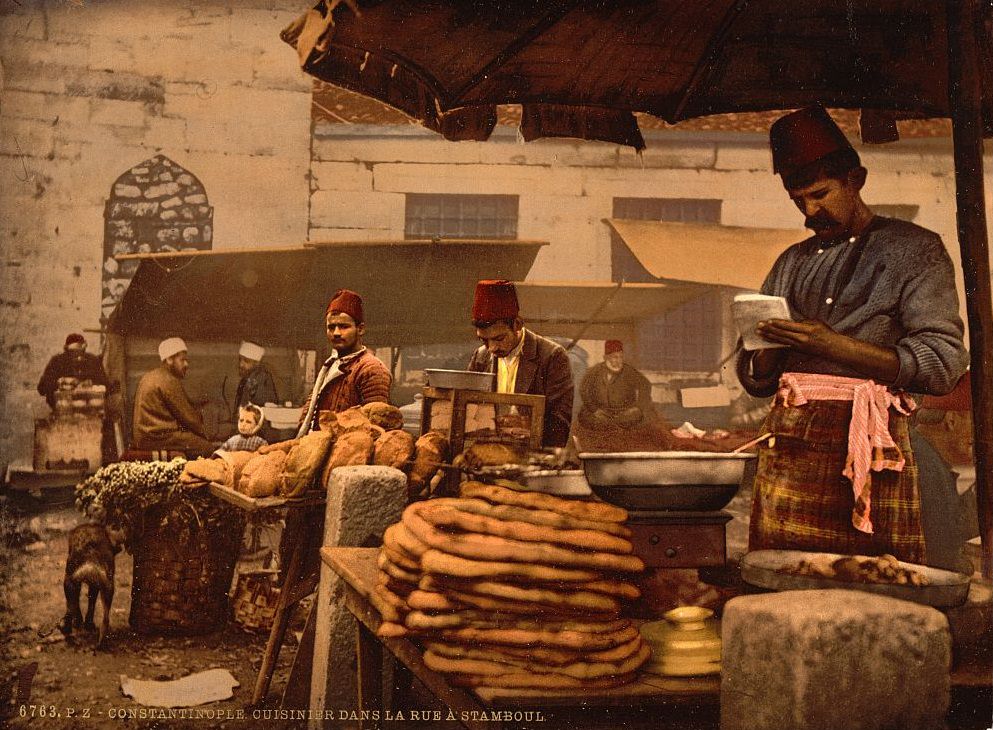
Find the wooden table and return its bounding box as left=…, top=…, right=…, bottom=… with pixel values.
left=207, top=483, right=326, bottom=705
left=322, top=547, right=721, bottom=730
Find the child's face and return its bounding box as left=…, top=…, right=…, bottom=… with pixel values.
left=238, top=410, right=260, bottom=436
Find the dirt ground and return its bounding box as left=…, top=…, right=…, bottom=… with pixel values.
left=2, top=490, right=990, bottom=730
left=0, top=491, right=300, bottom=730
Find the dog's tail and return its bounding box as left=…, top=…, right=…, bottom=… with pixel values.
left=71, top=563, right=109, bottom=590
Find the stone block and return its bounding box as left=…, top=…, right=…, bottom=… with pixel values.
left=88, top=98, right=148, bottom=128
left=714, top=142, right=773, bottom=172
left=373, top=162, right=584, bottom=196
left=113, top=184, right=142, bottom=198
left=309, top=190, right=405, bottom=231
left=311, top=162, right=375, bottom=193
left=721, top=590, right=951, bottom=730
left=312, top=133, right=484, bottom=165
left=0, top=118, right=55, bottom=159
left=310, top=466, right=407, bottom=718
left=143, top=182, right=182, bottom=199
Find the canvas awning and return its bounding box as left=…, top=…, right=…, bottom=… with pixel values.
left=606, top=219, right=806, bottom=290
left=109, top=239, right=546, bottom=350
left=514, top=280, right=709, bottom=342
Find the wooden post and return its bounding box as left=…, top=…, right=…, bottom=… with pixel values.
left=946, top=0, right=993, bottom=577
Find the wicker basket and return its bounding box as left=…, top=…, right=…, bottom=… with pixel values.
left=231, top=570, right=281, bottom=633
left=129, top=506, right=245, bottom=635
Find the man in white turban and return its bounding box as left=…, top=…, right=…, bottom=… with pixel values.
left=234, top=340, right=278, bottom=417
left=131, top=338, right=215, bottom=456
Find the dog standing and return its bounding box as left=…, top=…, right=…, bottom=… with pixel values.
left=62, top=522, right=123, bottom=647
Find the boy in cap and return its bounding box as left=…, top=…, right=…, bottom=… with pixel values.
left=468, top=279, right=574, bottom=448
left=132, top=338, right=215, bottom=456
left=219, top=403, right=268, bottom=453
left=736, top=105, right=968, bottom=564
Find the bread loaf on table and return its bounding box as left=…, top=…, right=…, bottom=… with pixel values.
left=374, top=430, right=415, bottom=469
left=238, top=450, right=287, bottom=498
left=361, top=402, right=405, bottom=431
left=279, top=430, right=335, bottom=497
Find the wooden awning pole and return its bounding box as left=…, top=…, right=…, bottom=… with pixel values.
left=946, top=0, right=993, bottom=578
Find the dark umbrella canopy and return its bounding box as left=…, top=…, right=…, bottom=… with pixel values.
left=282, top=0, right=993, bottom=576
left=282, top=0, right=992, bottom=148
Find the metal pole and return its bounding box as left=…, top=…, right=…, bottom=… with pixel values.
left=946, top=0, right=993, bottom=578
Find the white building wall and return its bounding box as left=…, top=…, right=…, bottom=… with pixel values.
left=310, top=125, right=993, bottom=348
left=0, top=0, right=312, bottom=464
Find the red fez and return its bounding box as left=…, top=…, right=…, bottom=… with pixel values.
left=472, top=280, right=519, bottom=323
left=65, top=333, right=86, bottom=348
left=604, top=340, right=623, bottom=356
left=326, top=288, right=364, bottom=323
left=770, top=105, right=854, bottom=177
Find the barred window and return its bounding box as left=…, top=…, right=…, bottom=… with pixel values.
left=611, top=197, right=724, bottom=372
left=404, top=194, right=519, bottom=239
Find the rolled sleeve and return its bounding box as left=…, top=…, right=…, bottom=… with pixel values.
left=890, top=238, right=969, bottom=395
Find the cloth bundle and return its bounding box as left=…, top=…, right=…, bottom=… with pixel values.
left=375, top=482, right=651, bottom=691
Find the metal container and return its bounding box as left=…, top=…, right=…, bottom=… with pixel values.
left=587, top=482, right=740, bottom=511
left=262, top=405, right=303, bottom=430
left=579, top=451, right=756, bottom=486
left=740, top=549, right=971, bottom=608
left=424, top=369, right=495, bottom=391
left=520, top=470, right=592, bottom=497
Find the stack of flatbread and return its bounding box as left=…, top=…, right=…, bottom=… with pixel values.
left=375, top=481, right=651, bottom=691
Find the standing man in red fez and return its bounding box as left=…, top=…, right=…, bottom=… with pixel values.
left=468, top=280, right=574, bottom=448
left=737, top=105, right=968, bottom=564
left=297, top=288, right=392, bottom=436
left=578, top=340, right=656, bottom=430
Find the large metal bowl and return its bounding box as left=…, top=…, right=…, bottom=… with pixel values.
left=579, top=451, right=755, bottom=486
left=578, top=451, right=755, bottom=511
left=424, top=369, right=495, bottom=391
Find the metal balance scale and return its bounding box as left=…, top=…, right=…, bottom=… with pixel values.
left=578, top=452, right=755, bottom=569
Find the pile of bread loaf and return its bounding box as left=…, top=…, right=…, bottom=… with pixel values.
left=375, top=481, right=651, bottom=691
left=180, top=403, right=448, bottom=499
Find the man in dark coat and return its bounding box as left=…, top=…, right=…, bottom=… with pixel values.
left=37, top=333, right=111, bottom=409
left=234, top=340, right=278, bottom=414
left=579, top=340, right=656, bottom=429
left=467, top=280, right=574, bottom=448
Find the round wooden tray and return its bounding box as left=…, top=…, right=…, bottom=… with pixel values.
left=740, top=549, right=971, bottom=608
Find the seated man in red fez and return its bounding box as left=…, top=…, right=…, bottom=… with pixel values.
left=468, top=280, right=574, bottom=448
left=737, top=104, right=968, bottom=565
left=578, top=340, right=656, bottom=430
left=297, top=288, right=392, bottom=436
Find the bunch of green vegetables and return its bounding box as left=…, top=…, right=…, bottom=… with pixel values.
left=75, top=459, right=239, bottom=549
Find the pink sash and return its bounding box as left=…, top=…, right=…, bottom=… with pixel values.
left=776, top=373, right=915, bottom=534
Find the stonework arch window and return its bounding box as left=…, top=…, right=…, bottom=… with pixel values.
left=101, top=155, right=213, bottom=323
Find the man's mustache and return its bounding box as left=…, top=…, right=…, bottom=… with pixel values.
left=805, top=215, right=837, bottom=230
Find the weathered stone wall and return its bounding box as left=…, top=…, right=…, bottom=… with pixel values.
left=0, top=0, right=312, bottom=465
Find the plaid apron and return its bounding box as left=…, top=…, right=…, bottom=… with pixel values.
left=749, top=393, right=926, bottom=564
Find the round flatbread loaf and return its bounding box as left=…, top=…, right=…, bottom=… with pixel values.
left=424, top=642, right=651, bottom=680
left=404, top=503, right=639, bottom=569
left=460, top=481, right=627, bottom=523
